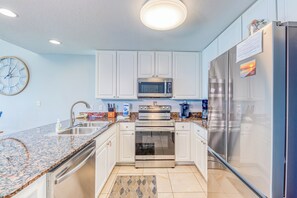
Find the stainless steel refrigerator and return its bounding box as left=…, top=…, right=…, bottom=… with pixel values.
left=207, top=21, right=297, bottom=198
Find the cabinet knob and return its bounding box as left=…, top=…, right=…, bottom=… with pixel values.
left=126, top=126, right=128, bottom=128
left=132, top=133, right=134, bottom=135
left=113, top=96, right=116, bottom=98
left=156, top=75, right=158, bottom=77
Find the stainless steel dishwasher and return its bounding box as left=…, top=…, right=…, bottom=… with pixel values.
left=47, top=141, right=96, bottom=198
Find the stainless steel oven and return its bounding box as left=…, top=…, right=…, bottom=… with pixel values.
left=135, top=105, right=175, bottom=168
left=137, top=78, right=172, bottom=98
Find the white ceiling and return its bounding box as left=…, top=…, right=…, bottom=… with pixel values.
left=0, top=0, right=256, bottom=55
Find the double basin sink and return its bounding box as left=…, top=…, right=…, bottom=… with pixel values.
left=57, top=121, right=110, bottom=136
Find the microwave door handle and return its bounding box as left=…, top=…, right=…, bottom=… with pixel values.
left=55, top=148, right=95, bottom=184
left=164, top=81, right=167, bottom=94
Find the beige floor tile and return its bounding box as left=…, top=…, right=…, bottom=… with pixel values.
left=194, top=172, right=207, bottom=192
left=143, top=168, right=168, bottom=175
left=190, top=165, right=199, bottom=173
left=169, top=173, right=203, bottom=193
left=173, top=192, right=206, bottom=198
left=158, top=193, right=174, bottom=198
left=156, top=174, right=172, bottom=193
left=101, top=173, right=117, bottom=194
left=167, top=166, right=193, bottom=173
left=98, top=193, right=108, bottom=198
left=118, top=166, right=143, bottom=174
left=111, top=166, right=120, bottom=174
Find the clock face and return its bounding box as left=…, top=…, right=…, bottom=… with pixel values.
left=0, top=57, right=30, bottom=96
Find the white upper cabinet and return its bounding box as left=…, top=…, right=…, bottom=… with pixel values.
left=242, top=0, right=277, bottom=39
left=117, top=51, right=138, bottom=99
left=218, top=17, right=242, bottom=55
left=202, top=39, right=218, bottom=99
left=138, top=51, right=172, bottom=78
left=173, top=52, right=201, bottom=99
left=138, top=51, right=155, bottom=78
left=96, top=51, right=117, bottom=99
left=277, top=0, right=297, bottom=22
left=155, top=51, right=172, bottom=78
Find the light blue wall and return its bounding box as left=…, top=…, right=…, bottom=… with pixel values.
left=0, top=39, right=96, bottom=133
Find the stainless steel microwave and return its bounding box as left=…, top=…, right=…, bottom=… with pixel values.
left=137, top=78, right=173, bottom=98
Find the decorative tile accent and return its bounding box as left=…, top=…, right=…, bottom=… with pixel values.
left=109, top=175, right=158, bottom=198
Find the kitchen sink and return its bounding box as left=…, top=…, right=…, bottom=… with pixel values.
left=58, top=127, right=100, bottom=135
left=76, top=121, right=110, bottom=128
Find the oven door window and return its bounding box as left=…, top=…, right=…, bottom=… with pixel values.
left=135, top=132, right=175, bottom=156
left=138, top=82, right=165, bottom=94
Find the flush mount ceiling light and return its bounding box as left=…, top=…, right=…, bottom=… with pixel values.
left=140, top=0, right=187, bottom=31
left=0, top=8, right=18, bottom=17
left=49, top=39, right=62, bottom=45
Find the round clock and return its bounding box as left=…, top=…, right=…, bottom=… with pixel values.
left=0, top=56, right=30, bottom=96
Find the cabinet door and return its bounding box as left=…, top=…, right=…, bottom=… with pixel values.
left=202, top=39, right=218, bottom=99
left=107, top=134, right=117, bottom=174
left=195, top=135, right=203, bottom=173
left=173, top=52, right=201, bottom=99
left=120, top=131, right=135, bottom=162
left=13, top=175, right=46, bottom=198
left=218, top=17, right=242, bottom=56
left=242, top=0, right=277, bottom=39
left=175, top=130, right=191, bottom=161
left=138, top=51, right=155, bottom=78
left=96, top=51, right=117, bottom=99
left=155, top=51, right=172, bottom=78
left=117, top=51, right=138, bottom=99
left=201, top=139, right=208, bottom=180
left=96, top=144, right=108, bottom=195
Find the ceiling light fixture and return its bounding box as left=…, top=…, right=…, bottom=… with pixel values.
left=140, top=0, right=187, bottom=31
left=0, top=8, right=18, bottom=17
left=49, top=39, right=62, bottom=45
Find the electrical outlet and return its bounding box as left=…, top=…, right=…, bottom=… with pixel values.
left=36, top=100, right=41, bottom=107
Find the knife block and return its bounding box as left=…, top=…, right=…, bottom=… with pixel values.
left=108, top=112, right=117, bottom=118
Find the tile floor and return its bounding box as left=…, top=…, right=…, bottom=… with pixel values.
left=99, top=165, right=207, bottom=198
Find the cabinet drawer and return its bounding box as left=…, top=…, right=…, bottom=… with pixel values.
left=119, top=123, right=135, bottom=131
left=194, top=125, right=207, bottom=140
left=175, top=122, right=191, bottom=131
left=96, top=124, right=116, bottom=149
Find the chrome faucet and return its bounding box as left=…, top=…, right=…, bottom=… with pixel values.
left=70, top=101, right=91, bottom=127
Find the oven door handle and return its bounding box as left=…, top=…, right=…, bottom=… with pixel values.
left=135, top=127, right=175, bottom=132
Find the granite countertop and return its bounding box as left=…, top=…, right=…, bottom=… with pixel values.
left=0, top=113, right=206, bottom=197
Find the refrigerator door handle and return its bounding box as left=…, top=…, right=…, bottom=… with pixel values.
left=208, top=147, right=267, bottom=198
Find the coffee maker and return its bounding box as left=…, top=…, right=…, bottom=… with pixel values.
left=179, top=101, right=190, bottom=118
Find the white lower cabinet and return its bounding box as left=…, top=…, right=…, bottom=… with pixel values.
left=175, top=123, right=191, bottom=161
left=119, top=123, right=135, bottom=163
left=95, top=126, right=117, bottom=196
left=191, top=123, right=208, bottom=180
left=13, top=175, right=46, bottom=198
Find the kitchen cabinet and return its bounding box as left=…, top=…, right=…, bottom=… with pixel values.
left=218, top=17, right=242, bottom=56
left=202, top=39, right=219, bottom=99
left=242, top=0, right=277, bottom=39
left=138, top=51, right=155, bottom=78
left=173, top=52, right=201, bottom=99
left=119, top=123, right=135, bottom=163
left=138, top=51, right=172, bottom=78
left=277, top=0, right=297, bottom=22
left=96, top=51, right=117, bottom=99
left=13, top=175, right=46, bottom=198
left=117, top=51, right=138, bottom=99
left=95, top=126, right=117, bottom=196
left=175, top=122, right=191, bottom=161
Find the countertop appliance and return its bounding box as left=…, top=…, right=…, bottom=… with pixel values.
left=47, top=141, right=96, bottom=198
left=179, top=101, right=190, bottom=118
left=137, top=78, right=172, bottom=98
left=207, top=21, right=296, bottom=198
left=135, top=105, right=175, bottom=168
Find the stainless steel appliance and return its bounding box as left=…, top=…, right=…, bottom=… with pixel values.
left=47, top=141, right=96, bottom=198
left=207, top=22, right=297, bottom=198
left=135, top=105, right=175, bottom=168
left=137, top=78, right=172, bottom=98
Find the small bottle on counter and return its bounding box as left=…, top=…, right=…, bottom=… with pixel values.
left=55, top=119, right=62, bottom=133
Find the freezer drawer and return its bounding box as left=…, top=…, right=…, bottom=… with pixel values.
left=207, top=147, right=266, bottom=198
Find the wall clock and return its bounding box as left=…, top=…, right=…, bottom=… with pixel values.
left=0, top=56, right=30, bottom=96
